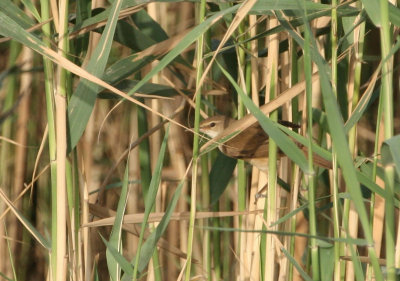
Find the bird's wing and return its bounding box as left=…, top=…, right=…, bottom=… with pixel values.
left=220, top=124, right=270, bottom=159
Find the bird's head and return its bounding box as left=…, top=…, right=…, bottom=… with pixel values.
left=199, top=116, right=235, bottom=138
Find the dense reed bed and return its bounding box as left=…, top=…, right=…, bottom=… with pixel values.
left=0, top=0, right=399, bottom=280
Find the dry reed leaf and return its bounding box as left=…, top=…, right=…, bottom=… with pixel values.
left=84, top=208, right=263, bottom=227
left=173, top=62, right=221, bottom=90
left=132, top=28, right=193, bottom=61
left=69, top=4, right=147, bottom=38
left=0, top=136, right=30, bottom=147
left=340, top=256, right=387, bottom=266
left=0, top=188, right=49, bottom=249
left=204, top=89, right=228, bottom=96
left=348, top=64, right=380, bottom=118
left=162, top=75, right=208, bottom=118
left=0, top=235, right=25, bottom=244
left=30, top=125, right=48, bottom=202
left=25, top=35, right=193, bottom=134
left=177, top=259, right=188, bottom=281
left=249, top=14, right=260, bottom=107
left=194, top=0, right=258, bottom=102
left=0, top=18, right=53, bottom=44
left=0, top=164, right=50, bottom=221
left=237, top=14, right=266, bottom=42
left=49, top=0, right=59, bottom=32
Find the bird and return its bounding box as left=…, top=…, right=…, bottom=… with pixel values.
left=198, top=115, right=332, bottom=171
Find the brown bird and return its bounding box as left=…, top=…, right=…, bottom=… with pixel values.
left=199, top=115, right=332, bottom=171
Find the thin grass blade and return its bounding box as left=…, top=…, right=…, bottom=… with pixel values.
left=106, top=166, right=130, bottom=281
left=0, top=0, right=34, bottom=28
left=67, top=0, right=124, bottom=150
left=137, top=164, right=189, bottom=272
left=101, top=234, right=133, bottom=277
left=0, top=189, right=50, bottom=250
left=132, top=126, right=170, bottom=278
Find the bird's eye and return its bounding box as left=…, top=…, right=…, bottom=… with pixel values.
left=210, top=122, right=216, bottom=128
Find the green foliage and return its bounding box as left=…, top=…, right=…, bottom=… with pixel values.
left=0, top=0, right=399, bottom=280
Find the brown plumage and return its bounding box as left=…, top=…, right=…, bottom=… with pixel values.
left=199, top=115, right=332, bottom=171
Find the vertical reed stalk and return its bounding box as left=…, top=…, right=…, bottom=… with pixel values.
left=288, top=36, right=299, bottom=281
left=185, top=0, right=206, bottom=279
left=39, top=0, right=57, bottom=278
left=263, top=16, right=279, bottom=281
left=241, top=14, right=260, bottom=281
left=329, top=1, right=341, bottom=281
left=1, top=1, right=400, bottom=280
left=303, top=14, right=319, bottom=281
left=379, top=0, right=395, bottom=280
left=146, top=5, right=163, bottom=278
left=54, top=0, right=69, bottom=280
left=236, top=20, right=247, bottom=280
left=346, top=6, right=367, bottom=281
left=366, top=96, right=384, bottom=281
